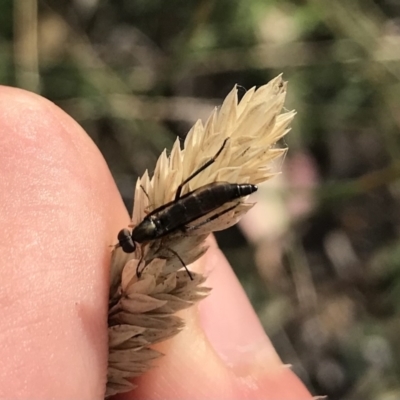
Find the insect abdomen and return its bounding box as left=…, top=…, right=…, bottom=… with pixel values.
left=153, top=182, right=257, bottom=236
left=185, top=182, right=255, bottom=214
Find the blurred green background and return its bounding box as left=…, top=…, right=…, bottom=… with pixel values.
left=3, top=0, right=400, bottom=398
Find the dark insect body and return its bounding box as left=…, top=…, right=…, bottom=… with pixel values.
left=118, top=181, right=257, bottom=252
left=117, top=137, right=257, bottom=278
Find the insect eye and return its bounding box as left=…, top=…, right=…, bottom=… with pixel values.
left=117, top=228, right=136, bottom=253
left=121, top=240, right=136, bottom=253
left=117, top=228, right=131, bottom=242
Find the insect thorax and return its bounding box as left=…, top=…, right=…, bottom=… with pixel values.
left=131, top=217, right=158, bottom=243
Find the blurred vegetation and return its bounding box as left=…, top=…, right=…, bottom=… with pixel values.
left=4, top=0, right=400, bottom=398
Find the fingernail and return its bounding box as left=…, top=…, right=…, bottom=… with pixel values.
left=198, top=246, right=282, bottom=372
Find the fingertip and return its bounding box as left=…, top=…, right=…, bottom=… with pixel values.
left=119, top=242, right=312, bottom=400
left=0, top=87, right=128, bottom=398
left=199, top=239, right=281, bottom=369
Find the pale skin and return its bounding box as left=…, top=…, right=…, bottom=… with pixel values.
left=0, top=87, right=313, bottom=399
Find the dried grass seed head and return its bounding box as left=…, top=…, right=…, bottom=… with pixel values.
left=106, top=74, right=295, bottom=397
left=134, top=75, right=293, bottom=226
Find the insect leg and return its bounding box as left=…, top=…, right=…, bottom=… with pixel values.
left=139, top=185, right=153, bottom=214
left=165, top=247, right=193, bottom=280
left=136, top=258, right=145, bottom=278
left=135, top=246, right=146, bottom=278
left=184, top=202, right=240, bottom=232
left=136, top=245, right=193, bottom=280
left=174, top=137, right=229, bottom=201
left=140, top=185, right=151, bottom=202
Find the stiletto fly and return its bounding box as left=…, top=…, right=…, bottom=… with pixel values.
left=117, top=138, right=257, bottom=278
